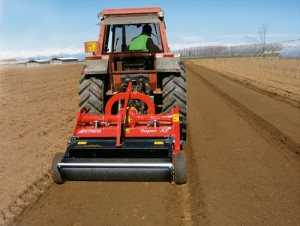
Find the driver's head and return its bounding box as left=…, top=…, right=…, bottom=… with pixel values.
left=142, top=24, right=152, bottom=36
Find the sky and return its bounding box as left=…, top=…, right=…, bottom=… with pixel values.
left=0, top=0, right=299, bottom=59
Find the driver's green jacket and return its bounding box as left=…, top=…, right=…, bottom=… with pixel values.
left=128, top=33, right=150, bottom=52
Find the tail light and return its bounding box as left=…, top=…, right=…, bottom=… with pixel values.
left=156, top=53, right=180, bottom=58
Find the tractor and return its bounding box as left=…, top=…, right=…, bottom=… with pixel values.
left=52, top=7, right=187, bottom=184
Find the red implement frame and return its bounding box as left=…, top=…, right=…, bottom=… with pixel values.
left=73, top=82, right=181, bottom=153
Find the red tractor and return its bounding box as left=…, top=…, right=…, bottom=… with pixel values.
left=52, top=7, right=187, bottom=184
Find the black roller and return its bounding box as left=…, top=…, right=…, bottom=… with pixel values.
left=57, top=158, right=173, bottom=182
left=60, top=167, right=171, bottom=181
left=53, top=138, right=176, bottom=183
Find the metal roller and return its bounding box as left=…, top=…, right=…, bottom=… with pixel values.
left=58, top=158, right=173, bottom=181
left=60, top=168, right=172, bottom=181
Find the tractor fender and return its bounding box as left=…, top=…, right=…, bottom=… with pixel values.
left=82, top=59, right=109, bottom=75
left=156, top=57, right=181, bottom=73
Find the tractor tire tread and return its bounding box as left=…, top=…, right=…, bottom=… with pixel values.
left=79, top=76, right=104, bottom=115
left=162, top=63, right=187, bottom=140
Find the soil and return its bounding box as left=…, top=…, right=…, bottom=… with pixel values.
left=0, top=64, right=80, bottom=224
left=0, top=62, right=299, bottom=226
left=193, top=58, right=300, bottom=108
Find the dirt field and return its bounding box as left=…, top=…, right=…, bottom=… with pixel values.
left=0, top=64, right=80, bottom=223
left=194, top=58, right=300, bottom=107
left=0, top=62, right=299, bottom=225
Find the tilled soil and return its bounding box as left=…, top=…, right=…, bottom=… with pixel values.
left=0, top=64, right=80, bottom=224
left=193, top=59, right=300, bottom=108
left=0, top=63, right=299, bottom=226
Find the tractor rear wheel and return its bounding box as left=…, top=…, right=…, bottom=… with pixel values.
left=162, top=62, right=187, bottom=140
left=174, top=151, right=187, bottom=184
left=52, top=152, right=65, bottom=184
left=79, top=76, right=104, bottom=114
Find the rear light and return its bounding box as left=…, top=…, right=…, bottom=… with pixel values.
left=156, top=53, right=178, bottom=58
left=163, top=53, right=174, bottom=58
left=85, top=55, right=109, bottom=61
left=85, top=55, right=102, bottom=60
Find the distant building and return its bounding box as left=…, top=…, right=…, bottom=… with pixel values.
left=26, top=59, right=51, bottom=66
left=51, top=57, right=78, bottom=64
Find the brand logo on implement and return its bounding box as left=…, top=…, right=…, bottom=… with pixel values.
left=78, top=129, right=102, bottom=134
left=140, top=129, right=157, bottom=134
left=159, top=128, right=171, bottom=133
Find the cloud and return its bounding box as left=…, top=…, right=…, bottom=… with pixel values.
left=0, top=47, right=84, bottom=59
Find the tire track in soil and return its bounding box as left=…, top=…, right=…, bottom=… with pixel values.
left=188, top=65, right=300, bottom=157
left=186, top=63, right=300, bottom=225
left=184, top=133, right=210, bottom=225
left=0, top=172, right=52, bottom=225
left=195, top=65, right=300, bottom=109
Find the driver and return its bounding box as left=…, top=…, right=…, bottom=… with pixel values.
left=128, top=24, right=159, bottom=52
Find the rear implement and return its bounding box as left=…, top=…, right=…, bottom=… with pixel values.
left=52, top=82, right=187, bottom=184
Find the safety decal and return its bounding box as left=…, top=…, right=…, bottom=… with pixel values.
left=173, top=114, right=180, bottom=122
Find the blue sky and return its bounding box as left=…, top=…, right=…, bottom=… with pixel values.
left=0, top=0, right=299, bottom=59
